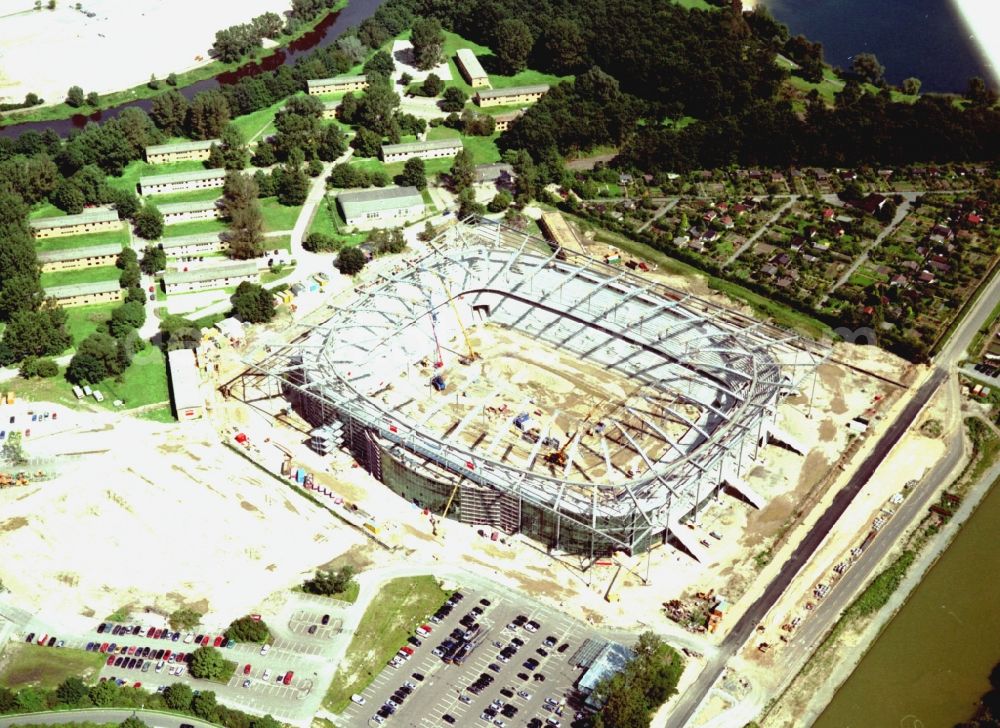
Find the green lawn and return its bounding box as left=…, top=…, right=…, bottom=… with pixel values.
left=261, top=264, right=296, bottom=285
left=64, top=302, right=117, bottom=345
left=0, top=644, right=106, bottom=689
left=92, top=345, right=169, bottom=410
left=108, top=159, right=208, bottom=195
left=231, top=93, right=306, bottom=142
left=33, top=225, right=130, bottom=253
left=40, top=265, right=121, bottom=289
left=266, top=235, right=292, bottom=252
left=260, top=197, right=303, bottom=232
left=29, top=201, right=65, bottom=220
left=308, top=198, right=367, bottom=247
left=161, top=219, right=229, bottom=237
left=437, top=30, right=571, bottom=97
left=148, top=187, right=225, bottom=205
left=322, top=576, right=449, bottom=712
left=670, top=0, right=715, bottom=8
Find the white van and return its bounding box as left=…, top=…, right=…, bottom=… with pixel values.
left=350, top=694, right=366, bottom=705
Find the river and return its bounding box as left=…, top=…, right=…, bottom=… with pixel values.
left=0, top=0, right=385, bottom=139
left=814, top=470, right=1000, bottom=728
left=757, top=0, right=997, bottom=93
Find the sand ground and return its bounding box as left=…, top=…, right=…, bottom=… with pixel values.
left=0, top=0, right=290, bottom=104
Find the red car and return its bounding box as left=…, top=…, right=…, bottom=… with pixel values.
left=154, top=629, right=163, bottom=639
left=146, top=627, right=156, bottom=638
left=163, top=650, right=172, bottom=661
left=213, top=636, right=224, bottom=648
left=244, top=663, right=252, bottom=675
left=106, top=655, right=115, bottom=666
left=283, top=671, right=293, bottom=685
left=133, top=682, right=141, bottom=689
left=201, top=635, right=211, bottom=646
left=99, top=643, right=109, bottom=653
left=400, top=646, right=414, bottom=655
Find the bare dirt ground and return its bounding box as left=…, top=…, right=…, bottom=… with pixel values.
left=0, top=414, right=366, bottom=627
left=0, top=0, right=289, bottom=104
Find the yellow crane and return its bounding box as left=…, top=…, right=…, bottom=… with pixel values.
left=434, top=273, right=479, bottom=364
left=432, top=482, right=462, bottom=536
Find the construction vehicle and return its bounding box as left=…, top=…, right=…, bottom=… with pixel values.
left=545, top=401, right=602, bottom=468
left=434, top=273, right=479, bottom=365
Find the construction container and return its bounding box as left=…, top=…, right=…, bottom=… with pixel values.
left=5, top=392, right=14, bottom=404
left=295, top=468, right=306, bottom=484
left=363, top=522, right=380, bottom=535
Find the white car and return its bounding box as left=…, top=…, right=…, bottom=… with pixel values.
left=350, top=694, right=366, bottom=705
left=184, top=634, right=194, bottom=644
left=260, top=644, right=270, bottom=656
left=242, top=679, right=252, bottom=688
left=262, top=669, right=271, bottom=681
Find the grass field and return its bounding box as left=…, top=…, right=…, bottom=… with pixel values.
left=0, top=643, right=106, bottom=689
left=29, top=201, right=64, bottom=220
left=437, top=31, right=570, bottom=96
left=424, top=125, right=502, bottom=165
left=231, top=94, right=306, bottom=142
left=64, top=302, right=117, bottom=345
left=308, top=197, right=367, bottom=248
left=322, top=576, right=449, bottom=712
left=40, top=265, right=120, bottom=289
left=92, top=345, right=169, bottom=410
left=33, top=226, right=129, bottom=254
left=260, top=197, right=303, bottom=232
left=161, top=219, right=229, bottom=237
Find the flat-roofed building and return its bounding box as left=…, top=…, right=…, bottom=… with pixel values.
left=145, top=139, right=220, bottom=164
left=455, top=48, right=489, bottom=88
left=158, top=233, right=228, bottom=257
left=159, top=199, right=221, bottom=225
left=37, top=243, right=124, bottom=272
left=307, top=75, right=369, bottom=95
left=162, top=260, right=259, bottom=294
left=167, top=348, right=204, bottom=421
left=139, top=168, right=226, bottom=196
left=493, top=109, right=524, bottom=131
left=381, top=138, right=464, bottom=164
left=30, top=210, right=121, bottom=239
left=322, top=100, right=339, bottom=119
left=475, top=84, right=549, bottom=108
left=338, top=186, right=425, bottom=230
left=44, top=280, right=124, bottom=308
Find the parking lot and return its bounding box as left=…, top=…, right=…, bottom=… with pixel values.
left=338, top=586, right=597, bottom=728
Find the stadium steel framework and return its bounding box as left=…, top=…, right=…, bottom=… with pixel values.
left=237, top=217, right=830, bottom=562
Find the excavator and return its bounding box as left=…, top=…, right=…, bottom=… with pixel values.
left=545, top=401, right=603, bottom=468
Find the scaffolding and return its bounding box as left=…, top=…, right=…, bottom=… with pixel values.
left=233, top=217, right=830, bottom=561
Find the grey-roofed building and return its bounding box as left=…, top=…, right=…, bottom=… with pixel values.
left=474, top=163, right=515, bottom=185
left=492, top=109, right=524, bottom=131
left=455, top=48, right=489, bottom=88
left=475, top=84, right=549, bottom=108
left=307, top=75, right=369, bottom=95
left=337, top=186, right=425, bottom=230
left=145, top=139, right=220, bottom=164
left=139, top=168, right=226, bottom=196
left=167, top=348, right=204, bottom=421
left=575, top=641, right=636, bottom=709
left=30, top=210, right=121, bottom=239
left=44, top=279, right=124, bottom=307
left=322, top=100, right=339, bottom=119
left=158, top=233, right=228, bottom=256
left=159, top=199, right=221, bottom=224
left=37, top=243, right=124, bottom=272
left=381, top=138, right=464, bottom=164
left=162, top=260, right=259, bottom=293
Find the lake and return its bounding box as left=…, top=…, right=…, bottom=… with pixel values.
left=757, top=0, right=997, bottom=92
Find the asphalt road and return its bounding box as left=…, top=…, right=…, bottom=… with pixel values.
left=0, top=708, right=214, bottom=728
left=665, top=367, right=948, bottom=728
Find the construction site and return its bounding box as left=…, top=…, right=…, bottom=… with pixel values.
left=231, top=218, right=831, bottom=564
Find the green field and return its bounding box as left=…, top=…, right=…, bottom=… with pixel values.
left=161, top=219, right=229, bottom=237
left=40, top=265, right=121, bottom=289
left=308, top=197, right=367, bottom=247
left=64, top=302, right=117, bottom=345
left=231, top=94, right=306, bottom=142
left=437, top=30, right=570, bottom=96
left=266, top=235, right=293, bottom=252
left=261, top=264, right=296, bottom=285
left=323, top=576, right=449, bottom=712
left=0, top=644, right=106, bottom=689
left=33, top=225, right=130, bottom=254
left=260, top=197, right=303, bottom=232
left=29, top=201, right=65, bottom=220
left=91, top=345, right=169, bottom=410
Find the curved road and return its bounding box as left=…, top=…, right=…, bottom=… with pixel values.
left=0, top=709, right=214, bottom=728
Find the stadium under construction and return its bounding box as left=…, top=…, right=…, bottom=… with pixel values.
left=236, top=217, right=830, bottom=562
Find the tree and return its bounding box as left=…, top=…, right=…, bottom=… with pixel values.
left=166, top=72, right=178, bottom=86
left=86, top=91, right=99, bottom=106
left=108, top=187, right=140, bottom=219
left=335, top=247, right=366, bottom=275
left=163, top=682, right=194, bottom=711
left=66, top=331, right=122, bottom=384
left=316, top=123, right=347, bottom=161
left=351, top=127, right=382, bottom=158
left=51, top=180, right=85, bottom=214
left=191, top=690, right=217, bottom=720
left=901, top=77, right=921, bottom=96
left=19, top=357, right=59, bottom=379
left=87, top=679, right=119, bottom=707
left=363, top=50, right=395, bottom=79
left=116, top=247, right=137, bottom=270
left=159, top=314, right=201, bottom=352
left=487, top=190, right=512, bottom=212
left=302, top=565, right=356, bottom=595
left=216, top=123, right=250, bottom=170
left=169, top=607, right=203, bottom=631
left=0, top=276, right=43, bottom=323
left=304, top=232, right=339, bottom=252
left=355, top=82, right=400, bottom=136
left=440, top=86, right=467, bottom=112
left=109, top=301, right=146, bottom=339
left=411, top=17, right=445, bottom=71
left=276, top=164, right=310, bottom=206
left=0, top=686, right=17, bottom=713
left=55, top=676, right=88, bottom=705
left=398, top=157, right=426, bottom=189
left=150, top=90, right=190, bottom=136
left=189, top=90, right=231, bottom=140
left=449, top=148, right=475, bottom=191
left=0, top=305, right=70, bottom=365
left=119, top=717, right=147, bottom=728
left=399, top=72, right=412, bottom=86
left=221, top=172, right=265, bottom=259
left=148, top=74, right=161, bottom=90
left=119, top=261, right=141, bottom=289
left=134, top=203, right=164, bottom=240
left=66, top=85, right=84, bottom=107
left=543, top=18, right=585, bottom=73
left=189, top=647, right=230, bottom=681
left=421, top=73, right=444, bottom=97
left=495, top=19, right=533, bottom=74
left=230, top=282, right=276, bottom=323
left=851, top=52, right=885, bottom=86
left=225, top=615, right=270, bottom=643
left=368, top=228, right=405, bottom=255
left=966, top=77, right=998, bottom=107
left=458, top=187, right=486, bottom=217
left=140, top=245, right=166, bottom=274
